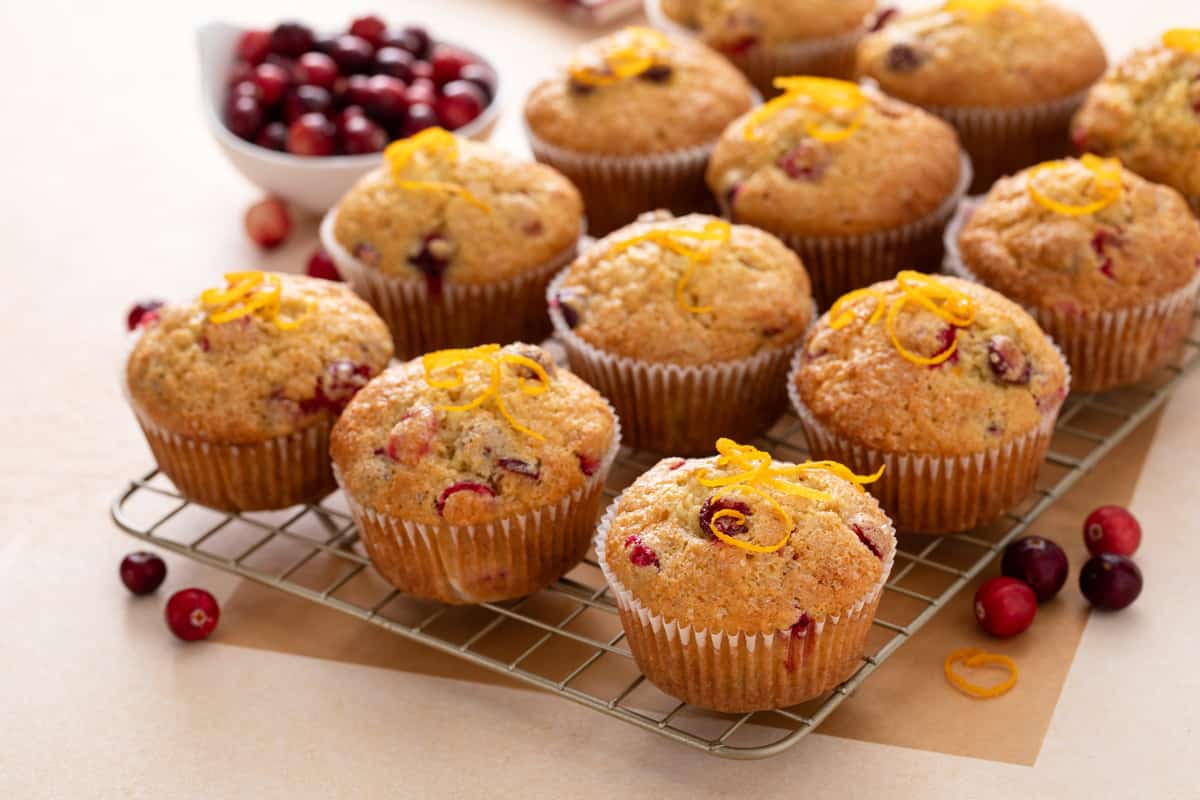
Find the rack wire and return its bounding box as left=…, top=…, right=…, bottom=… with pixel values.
left=112, top=316, right=1199, bottom=759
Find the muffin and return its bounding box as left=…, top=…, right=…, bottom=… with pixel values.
left=524, top=26, right=756, bottom=235
left=789, top=271, right=1070, bottom=533
left=548, top=211, right=813, bottom=454
left=320, top=127, right=583, bottom=359
left=646, top=0, right=877, bottom=95
left=125, top=272, right=393, bottom=511
left=706, top=78, right=969, bottom=307
left=948, top=156, right=1200, bottom=392
left=597, top=439, right=896, bottom=712
left=856, top=0, right=1107, bottom=191
left=1071, top=29, right=1200, bottom=214
left=331, top=342, right=620, bottom=604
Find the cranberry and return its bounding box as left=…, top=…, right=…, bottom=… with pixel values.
left=341, top=114, right=388, bottom=154
left=328, top=34, right=375, bottom=74
left=385, top=405, right=437, bottom=464
left=436, top=481, right=496, bottom=517
left=851, top=523, right=884, bottom=559
left=986, top=335, right=1031, bottom=385
left=120, top=551, right=167, bottom=595
left=287, top=112, right=337, bottom=156
left=254, top=121, right=288, bottom=151
left=459, top=63, right=497, bottom=100
left=126, top=300, right=164, bottom=331
left=623, top=535, right=660, bottom=569
left=284, top=85, right=333, bottom=122
left=577, top=453, right=600, bottom=476
left=430, top=45, right=474, bottom=86
left=374, top=46, right=415, bottom=82
left=639, top=64, right=673, bottom=83
left=974, top=577, right=1037, bottom=638
left=336, top=105, right=365, bottom=128
left=698, top=496, right=752, bottom=538
left=348, top=15, right=388, bottom=48
left=435, top=81, right=486, bottom=130
left=932, top=326, right=961, bottom=367
left=226, top=95, right=265, bottom=140
left=1080, top=554, right=1143, bottom=610
left=1083, top=506, right=1142, bottom=557
left=300, top=361, right=373, bottom=413
left=354, top=241, right=381, bottom=267
left=236, top=29, right=272, bottom=65
left=885, top=43, right=924, bottom=72
left=244, top=196, right=291, bottom=249
left=227, top=60, right=255, bottom=86
left=722, top=35, right=758, bottom=56
left=869, top=7, right=899, bottom=31
left=365, top=75, right=409, bottom=122
left=270, top=22, right=316, bottom=58
left=411, top=60, right=434, bottom=80
left=1001, top=536, right=1069, bottom=602
left=342, top=74, right=375, bottom=107
left=498, top=457, right=541, bottom=480
left=252, top=62, right=290, bottom=106
left=1070, top=126, right=1089, bottom=154
left=229, top=80, right=262, bottom=102
left=405, top=78, right=438, bottom=107
left=1091, top=229, right=1119, bottom=280
left=393, top=25, right=432, bottom=59
left=568, top=78, right=596, bottom=97
left=552, top=293, right=580, bottom=329
left=305, top=249, right=341, bottom=281
left=296, top=51, right=338, bottom=90
left=777, top=141, right=830, bottom=181
left=409, top=232, right=451, bottom=293
left=165, top=588, right=220, bottom=642
left=724, top=183, right=742, bottom=220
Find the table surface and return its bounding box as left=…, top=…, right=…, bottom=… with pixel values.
left=3, top=0, right=1198, bottom=797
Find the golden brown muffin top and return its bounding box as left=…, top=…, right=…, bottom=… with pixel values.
left=331, top=344, right=617, bottom=525
left=856, top=0, right=1106, bottom=108
left=603, top=443, right=895, bottom=632
left=332, top=129, right=582, bottom=287
left=707, top=80, right=963, bottom=235
left=957, top=157, right=1200, bottom=312
left=1071, top=33, right=1200, bottom=207
left=126, top=273, right=393, bottom=444
left=661, top=0, right=876, bottom=50
left=795, top=273, right=1068, bottom=455
left=551, top=212, right=813, bottom=364
left=524, top=27, right=756, bottom=156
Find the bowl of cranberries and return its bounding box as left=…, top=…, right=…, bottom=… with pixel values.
left=199, top=16, right=502, bottom=213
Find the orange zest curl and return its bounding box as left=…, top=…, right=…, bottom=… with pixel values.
left=696, top=438, right=884, bottom=554
left=1163, top=28, right=1200, bottom=53
left=942, top=0, right=1029, bottom=17
left=384, top=128, right=490, bottom=212
left=568, top=26, right=672, bottom=87
left=608, top=220, right=732, bottom=313
left=744, top=76, right=866, bottom=144
left=1027, top=154, right=1123, bottom=217
left=200, top=272, right=312, bottom=330
left=944, top=647, right=1018, bottom=698
left=422, top=345, right=550, bottom=440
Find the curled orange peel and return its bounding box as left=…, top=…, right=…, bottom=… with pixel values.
left=1163, top=28, right=1200, bottom=53
left=200, top=272, right=312, bottom=330
left=944, top=647, right=1018, bottom=698
left=942, top=0, right=1030, bottom=17
left=1027, top=154, right=1123, bottom=216
left=422, top=345, right=550, bottom=440
left=385, top=128, right=490, bottom=212
left=745, top=76, right=866, bottom=144
left=568, top=26, right=671, bottom=87
left=608, top=220, right=732, bottom=314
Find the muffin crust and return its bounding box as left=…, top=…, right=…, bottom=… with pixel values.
left=662, top=0, right=876, bottom=49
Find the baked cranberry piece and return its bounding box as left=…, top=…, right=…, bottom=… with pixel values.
left=348, top=15, right=388, bottom=48
left=639, top=64, right=673, bottom=83
left=1070, top=126, right=1090, bottom=154
left=986, top=335, right=1031, bottom=385
left=340, top=114, right=388, bottom=154
left=409, top=233, right=452, bottom=294
left=497, top=458, right=541, bottom=480
left=353, top=241, right=381, bottom=267
left=885, top=42, right=924, bottom=72
left=374, top=46, right=415, bottom=82
left=244, top=196, right=291, bottom=249
left=721, top=35, right=758, bottom=56
left=254, top=121, right=288, bottom=151
left=777, top=141, right=830, bottom=181
left=270, top=22, right=316, bottom=58
left=126, top=300, right=164, bottom=331
left=1091, top=229, right=1118, bottom=279
left=386, top=405, right=437, bottom=465
left=930, top=326, right=961, bottom=367
left=430, top=45, right=475, bottom=85
left=698, top=496, right=752, bottom=538
left=551, top=293, right=580, bottom=329
left=868, top=7, right=898, bottom=31
left=226, top=95, right=265, bottom=140
left=851, top=523, right=884, bottom=559
left=301, top=361, right=373, bottom=413
left=287, top=113, right=337, bottom=156
left=283, top=85, right=333, bottom=122
left=327, top=34, right=375, bottom=74
left=724, top=183, right=742, bottom=220
left=436, top=481, right=496, bottom=517
left=305, top=248, right=341, bottom=282
left=623, top=535, right=660, bottom=569
left=237, top=29, right=273, bottom=65
left=435, top=81, right=486, bottom=130
left=577, top=453, right=600, bottom=476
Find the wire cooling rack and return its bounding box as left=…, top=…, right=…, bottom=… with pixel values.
left=112, top=315, right=1200, bottom=759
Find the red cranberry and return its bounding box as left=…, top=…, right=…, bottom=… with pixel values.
left=498, top=458, right=541, bottom=480
left=226, top=95, right=265, bottom=140
left=411, top=60, right=434, bottom=80
left=391, top=25, right=432, bottom=59
left=552, top=293, right=580, bottom=328
left=408, top=232, right=451, bottom=293
left=577, top=453, right=600, bottom=476
left=1001, top=536, right=1069, bottom=602
left=284, top=85, right=333, bottom=122
left=287, top=112, right=337, bottom=156
left=885, top=43, right=924, bottom=72
left=236, top=29, right=272, bottom=65
left=120, top=551, right=167, bottom=595
left=1071, top=126, right=1090, bottom=154
left=340, top=113, right=388, bottom=154
left=436, top=481, right=496, bottom=517
left=227, top=60, right=255, bottom=86
left=459, top=63, right=497, bottom=100
left=336, top=104, right=365, bottom=127
left=386, top=405, right=437, bottom=464
left=244, top=196, right=291, bottom=249
left=252, top=62, right=290, bottom=106
left=374, top=46, right=415, bottom=82
left=623, top=535, right=660, bottom=569
left=305, top=249, right=341, bottom=281
left=721, top=35, right=758, bottom=56
left=851, top=523, right=884, bottom=559
left=126, top=300, right=164, bottom=331
left=254, top=121, right=288, bottom=151
left=1084, top=506, right=1142, bottom=557
left=931, top=326, right=962, bottom=367
left=986, top=335, right=1031, bottom=385
left=354, top=241, right=381, bottom=267
left=300, top=361, right=373, bottom=413
left=639, top=64, right=673, bottom=83
left=1091, top=229, right=1119, bottom=280
left=777, top=141, right=830, bottom=181
left=270, top=22, right=316, bottom=58
left=328, top=34, right=375, bottom=74
left=348, top=14, right=388, bottom=48
left=974, top=577, right=1037, bottom=638
left=436, top=81, right=486, bottom=130
left=296, top=51, right=338, bottom=90
left=405, top=78, right=438, bottom=107
left=698, top=496, right=752, bottom=538
left=229, top=79, right=262, bottom=102
left=342, top=74, right=374, bottom=107
left=869, top=7, right=899, bottom=31
left=165, top=588, right=220, bottom=641
left=402, top=103, right=438, bottom=136
left=1080, top=554, right=1142, bottom=610
left=365, top=75, right=409, bottom=122
left=430, top=45, right=474, bottom=86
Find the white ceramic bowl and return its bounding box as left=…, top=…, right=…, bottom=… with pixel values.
left=196, top=21, right=503, bottom=214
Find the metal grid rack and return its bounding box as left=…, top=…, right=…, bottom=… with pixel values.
left=112, top=318, right=1199, bottom=760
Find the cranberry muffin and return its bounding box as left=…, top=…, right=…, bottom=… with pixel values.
left=789, top=272, right=1069, bottom=533
left=331, top=342, right=620, bottom=604
left=950, top=156, right=1200, bottom=392
left=597, top=439, right=895, bottom=711
left=321, top=128, right=583, bottom=359
left=549, top=211, right=814, bottom=453
left=706, top=78, right=968, bottom=306
left=125, top=272, right=393, bottom=511
left=524, top=26, right=756, bottom=234
left=856, top=0, right=1107, bottom=191
left=1071, top=29, right=1200, bottom=214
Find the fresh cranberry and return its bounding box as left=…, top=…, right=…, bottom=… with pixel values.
left=639, top=64, right=672, bottom=83
left=1084, top=506, right=1142, bottom=557
left=126, top=300, right=164, bottom=331
left=435, top=81, right=486, bottom=130
left=409, top=232, right=451, bottom=293
left=436, top=481, right=496, bottom=517
left=392, top=25, right=432, bottom=59
left=295, top=51, right=338, bottom=90
left=270, top=22, right=316, bottom=58
left=987, top=335, right=1031, bottom=385
left=1001, top=536, right=1069, bottom=602
left=365, top=75, right=409, bottom=122
left=374, top=46, right=415, bottom=82
left=254, top=121, right=288, bottom=151
left=430, top=45, right=474, bottom=86
left=252, top=62, right=290, bottom=106
left=885, top=43, right=923, bottom=72
left=411, top=60, right=434, bottom=80
left=305, top=249, right=341, bottom=282
left=284, top=85, right=333, bottom=122
left=229, top=80, right=262, bottom=102
left=341, top=114, right=388, bottom=154
left=577, top=453, right=600, bottom=476
left=237, top=29, right=272, bottom=65
left=227, top=60, right=255, bottom=86
left=402, top=101, right=439, bottom=135
left=336, top=105, right=366, bottom=128
left=459, top=63, right=497, bottom=100
left=348, top=14, right=388, bottom=48
left=869, top=7, right=899, bottom=31
left=405, top=78, right=438, bottom=107
left=342, top=74, right=375, bottom=107
left=226, top=95, right=265, bottom=140
left=698, top=496, right=752, bottom=538
left=165, top=588, right=220, bottom=641
left=300, top=361, right=373, bottom=413
left=244, top=196, right=291, bottom=249
left=974, top=577, right=1037, bottom=638
left=1079, top=554, right=1142, bottom=610
left=777, top=141, right=830, bottom=181
left=852, top=523, right=884, bottom=559
left=119, top=551, right=167, bottom=595
left=498, top=458, right=541, bottom=480
left=287, top=112, right=336, bottom=156
left=623, top=535, right=660, bottom=569
left=327, top=34, right=375, bottom=74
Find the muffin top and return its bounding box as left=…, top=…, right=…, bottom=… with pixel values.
left=126, top=272, right=393, bottom=443
left=551, top=212, right=813, bottom=364
left=1071, top=31, right=1200, bottom=206
left=602, top=440, right=895, bottom=633
left=795, top=272, right=1068, bottom=455
left=332, top=129, right=583, bottom=287
left=330, top=343, right=617, bottom=525
left=707, top=79, right=963, bottom=236
left=957, top=156, right=1200, bottom=311
left=856, top=0, right=1107, bottom=108
left=660, top=0, right=876, bottom=50
left=524, top=26, right=756, bottom=156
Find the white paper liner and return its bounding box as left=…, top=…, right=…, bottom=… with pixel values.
left=319, top=208, right=581, bottom=360
left=335, top=401, right=622, bottom=605
left=547, top=270, right=810, bottom=455
left=944, top=199, right=1200, bottom=393
left=594, top=493, right=896, bottom=712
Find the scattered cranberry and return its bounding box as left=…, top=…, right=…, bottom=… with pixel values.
left=698, top=496, right=752, bottom=539
left=777, top=141, right=829, bottom=181
left=885, top=43, right=923, bottom=72
left=498, top=457, right=541, bottom=480
left=349, top=15, right=388, bottom=48
left=577, top=453, right=600, bottom=476
left=226, top=95, right=265, bottom=140
left=430, top=45, right=474, bottom=85
left=931, top=326, right=961, bottom=366
left=126, top=300, right=164, bottom=331
left=365, top=75, right=409, bottom=122
left=1001, top=536, right=1069, bottom=602
left=374, top=46, right=415, bottom=82
left=987, top=335, right=1031, bottom=385
left=254, top=121, right=288, bottom=151
left=639, top=64, right=673, bottom=83
left=244, top=196, right=291, bottom=249
left=305, top=249, right=341, bottom=282
left=301, top=360, right=373, bottom=413
left=459, top=63, right=497, bottom=100
left=120, top=552, right=167, bottom=595
left=1091, top=229, right=1119, bottom=280
left=251, top=62, right=290, bottom=107
left=974, top=577, right=1037, bottom=638
left=1084, top=506, right=1142, bottom=557
left=283, top=85, right=333, bottom=122
left=296, top=51, right=338, bottom=90
left=435, top=81, right=486, bottom=130
left=327, top=34, right=375, bottom=74
left=270, top=22, right=316, bottom=58
left=288, top=112, right=337, bottom=156
left=237, top=29, right=273, bottom=65
left=852, top=523, right=884, bottom=559
left=165, top=588, right=220, bottom=642
left=623, top=535, right=660, bottom=569
left=869, top=7, right=899, bottom=31
left=1070, top=126, right=1089, bottom=154
left=409, top=232, right=451, bottom=293
left=341, top=113, right=388, bottom=154
left=1079, top=554, right=1142, bottom=610
left=436, top=481, right=496, bottom=517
